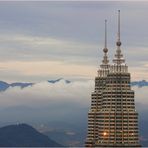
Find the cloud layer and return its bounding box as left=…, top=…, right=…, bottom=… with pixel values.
left=0, top=2, right=147, bottom=81
left=0, top=79, right=147, bottom=143
left=0, top=79, right=147, bottom=112
left=0, top=80, right=93, bottom=108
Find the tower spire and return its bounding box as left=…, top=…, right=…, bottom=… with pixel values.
left=113, top=10, right=125, bottom=65
left=102, top=19, right=109, bottom=65
left=105, top=19, right=107, bottom=49
left=116, top=10, right=121, bottom=46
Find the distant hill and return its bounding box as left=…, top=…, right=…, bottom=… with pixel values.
left=0, top=79, right=147, bottom=92
left=48, top=78, right=71, bottom=84
left=131, top=80, right=148, bottom=87
left=0, top=123, right=62, bottom=147
left=0, top=78, right=71, bottom=92
left=0, top=81, right=33, bottom=91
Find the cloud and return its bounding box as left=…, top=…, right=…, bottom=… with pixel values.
left=133, top=86, right=148, bottom=112
left=0, top=34, right=99, bottom=62
left=0, top=79, right=94, bottom=123
left=0, top=1, right=147, bottom=81
left=0, top=60, right=97, bottom=83
left=0, top=80, right=94, bottom=108
left=0, top=79, right=147, bottom=111
left=0, top=79, right=147, bottom=126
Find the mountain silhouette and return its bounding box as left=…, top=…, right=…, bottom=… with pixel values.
left=48, top=78, right=71, bottom=84
left=0, top=81, right=33, bottom=91
left=0, top=79, right=147, bottom=92
left=0, top=123, right=62, bottom=147
left=131, top=80, right=148, bottom=87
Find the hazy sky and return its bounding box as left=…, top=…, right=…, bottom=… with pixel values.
left=0, top=1, right=148, bottom=82
left=0, top=2, right=147, bottom=143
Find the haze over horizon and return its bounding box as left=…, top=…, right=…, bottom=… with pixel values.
left=0, top=1, right=147, bottom=82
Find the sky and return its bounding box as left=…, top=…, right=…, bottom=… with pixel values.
left=0, top=1, right=148, bottom=82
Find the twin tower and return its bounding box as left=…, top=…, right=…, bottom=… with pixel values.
left=85, top=10, right=141, bottom=147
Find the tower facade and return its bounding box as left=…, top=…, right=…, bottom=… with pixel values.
left=85, top=11, right=140, bottom=147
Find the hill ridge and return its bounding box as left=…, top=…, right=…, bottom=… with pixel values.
left=0, top=123, right=62, bottom=147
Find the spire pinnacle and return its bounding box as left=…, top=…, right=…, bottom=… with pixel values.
left=102, top=20, right=109, bottom=65
left=104, top=19, right=107, bottom=49
left=116, top=10, right=121, bottom=46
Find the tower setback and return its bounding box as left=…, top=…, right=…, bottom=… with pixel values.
left=85, top=10, right=141, bottom=147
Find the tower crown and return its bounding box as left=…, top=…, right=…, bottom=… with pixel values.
left=98, top=20, right=110, bottom=77
left=113, top=10, right=125, bottom=65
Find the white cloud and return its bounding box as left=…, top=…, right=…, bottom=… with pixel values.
left=0, top=79, right=147, bottom=112
left=133, top=86, right=148, bottom=111
left=0, top=80, right=94, bottom=108
left=0, top=79, right=147, bottom=124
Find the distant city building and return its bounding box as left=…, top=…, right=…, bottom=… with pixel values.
left=85, top=10, right=141, bottom=147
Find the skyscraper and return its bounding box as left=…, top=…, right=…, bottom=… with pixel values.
left=85, top=10, right=141, bottom=147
